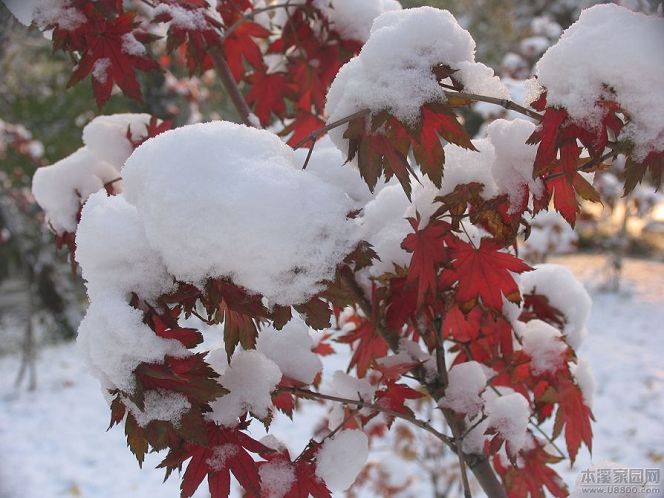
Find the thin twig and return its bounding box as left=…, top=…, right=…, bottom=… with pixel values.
left=292, top=109, right=370, bottom=150
left=286, top=387, right=455, bottom=449
left=442, top=90, right=543, bottom=122
left=209, top=47, right=257, bottom=128
left=543, top=149, right=617, bottom=182
left=224, top=3, right=295, bottom=39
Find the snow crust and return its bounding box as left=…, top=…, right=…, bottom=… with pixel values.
left=519, top=264, right=592, bottom=349
left=325, top=7, right=507, bottom=149
left=315, top=429, right=369, bottom=491
left=256, top=318, right=323, bottom=385
left=535, top=4, right=664, bottom=160
left=313, top=0, right=402, bottom=42
left=439, top=361, right=487, bottom=417
left=209, top=350, right=282, bottom=427
left=122, top=121, right=359, bottom=305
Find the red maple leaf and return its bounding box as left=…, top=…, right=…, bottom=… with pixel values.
left=552, top=377, right=593, bottom=463
left=411, top=103, right=476, bottom=187
left=245, top=71, right=293, bottom=125
left=375, top=381, right=422, bottom=421
left=401, top=217, right=451, bottom=305
left=493, top=442, right=568, bottom=498
left=337, top=315, right=389, bottom=378
left=223, top=22, right=270, bottom=81
left=281, top=113, right=326, bottom=148
left=442, top=238, right=531, bottom=310
left=159, top=423, right=271, bottom=498
left=67, top=11, right=159, bottom=107
left=441, top=305, right=482, bottom=342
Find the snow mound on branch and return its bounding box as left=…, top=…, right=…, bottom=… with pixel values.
left=82, top=113, right=152, bottom=169
left=314, top=0, right=401, bottom=43
left=358, top=184, right=411, bottom=277
left=439, top=361, right=487, bottom=417
left=325, top=7, right=507, bottom=146
left=31, top=113, right=155, bottom=233
left=315, top=429, right=369, bottom=491
left=294, top=135, right=376, bottom=208
left=256, top=318, right=323, bottom=385
left=439, top=139, right=498, bottom=199
left=32, top=147, right=117, bottom=233
left=209, top=350, right=282, bottom=427
left=519, top=319, right=567, bottom=375
left=484, top=391, right=532, bottom=455
left=519, top=264, right=591, bottom=349
left=75, top=192, right=174, bottom=301
left=122, top=121, right=359, bottom=305
left=534, top=4, right=664, bottom=160
left=487, top=119, right=542, bottom=211
left=77, top=294, right=186, bottom=393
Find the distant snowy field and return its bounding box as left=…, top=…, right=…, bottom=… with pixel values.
left=1, top=254, right=663, bottom=498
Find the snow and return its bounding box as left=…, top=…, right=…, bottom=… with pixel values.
left=32, top=147, right=116, bottom=233
left=487, top=118, right=542, bottom=211
left=259, top=459, right=295, bottom=498
left=122, top=121, right=359, bottom=305
left=484, top=391, right=532, bottom=455
left=534, top=4, right=664, bottom=160
left=121, top=33, right=146, bottom=56
left=439, top=139, right=498, bottom=199
left=31, top=0, right=86, bottom=30
left=327, top=370, right=376, bottom=429
left=126, top=390, right=191, bottom=428
left=154, top=4, right=209, bottom=30
left=75, top=192, right=174, bottom=301
left=325, top=7, right=507, bottom=150
left=518, top=319, right=567, bottom=375
left=206, top=444, right=239, bottom=471
left=293, top=135, right=375, bottom=209
left=315, top=429, right=369, bottom=491
left=2, top=255, right=664, bottom=497
left=256, top=318, right=323, bottom=385
left=92, top=58, right=111, bottom=84
left=82, top=113, right=153, bottom=170
left=438, top=361, right=487, bottom=417
left=76, top=294, right=186, bottom=393
left=31, top=113, right=155, bottom=233
left=209, top=349, right=282, bottom=426
left=519, top=264, right=592, bottom=349
left=357, top=184, right=411, bottom=277
left=313, top=0, right=402, bottom=43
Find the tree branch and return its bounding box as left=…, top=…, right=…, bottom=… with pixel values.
left=292, top=109, right=370, bottom=150
left=209, top=47, right=257, bottom=128
left=285, top=386, right=455, bottom=449
left=224, top=3, right=295, bottom=39
left=340, top=269, right=508, bottom=498
left=442, top=90, right=543, bottom=122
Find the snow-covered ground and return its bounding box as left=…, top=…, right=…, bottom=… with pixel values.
left=1, top=254, right=663, bottom=498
